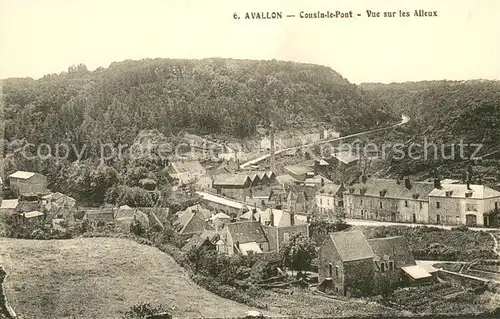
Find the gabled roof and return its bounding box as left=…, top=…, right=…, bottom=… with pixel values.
left=213, top=174, right=251, bottom=187
left=346, top=178, right=435, bottom=201
left=428, top=184, right=500, bottom=199
left=367, top=236, right=416, bottom=268
left=9, top=171, right=37, bottom=179
left=183, top=204, right=212, bottom=220
left=304, top=175, right=335, bottom=185
left=226, top=221, right=268, bottom=244
left=170, top=161, right=205, bottom=174
left=175, top=209, right=214, bottom=235
left=328, top=231, right=374, bottom=262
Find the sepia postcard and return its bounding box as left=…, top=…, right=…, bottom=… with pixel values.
left=1, top=0, right=499, bottom=318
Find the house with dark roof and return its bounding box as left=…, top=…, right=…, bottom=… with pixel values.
left=318, top=230, right=375, bottom=296
left=216, top=221, right=269, bottom=255
left=173, top=208, right=214, bottom=237
left=343, top=177, right=435, bottom=224
left=212, top=174, right=252, bottom=201
left=284, top=164, right=314, bottom=182
left=168, top=160, right=206, bottom=185
left=319, top=231, right=431, bottom=296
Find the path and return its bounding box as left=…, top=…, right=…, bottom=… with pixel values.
left=488, top=232, right=500, bottom=257
left=240, top=114, right=410, bottom=168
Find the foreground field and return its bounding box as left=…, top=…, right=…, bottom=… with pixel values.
left=0, top=237, right=267, bottom=319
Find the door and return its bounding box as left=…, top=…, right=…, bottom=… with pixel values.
left=391, top=212, right=396, bottom=222
left=466, top=214, right=477, bottom=226
left=412, top=213, right=416, bottom=223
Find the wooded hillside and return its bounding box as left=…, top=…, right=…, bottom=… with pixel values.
left=361, top=80, right=500, bottom=179
left=2, top=58, right=397, bottom=204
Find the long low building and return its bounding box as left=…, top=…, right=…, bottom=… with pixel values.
left=342, top=176, right=500, bottom=227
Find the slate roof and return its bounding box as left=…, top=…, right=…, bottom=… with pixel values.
left=227, top=221, right=268, bottom=244
left=328, top=231, right=374, bottom=262
left=367, top=236, right=416, bottom=268
left=9, top=171, right=37, bottom=179
left=428, top=184, right=500, bottom=199
left=346, top=178, right=436, bottom=201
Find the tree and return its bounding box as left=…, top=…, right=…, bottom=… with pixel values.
left=279, top=233, right=316, bottom=276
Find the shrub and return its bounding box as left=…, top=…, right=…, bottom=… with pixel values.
left=121, top=303, right=169, bottom=319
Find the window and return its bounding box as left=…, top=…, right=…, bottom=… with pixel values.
left=496, top=202, right=499, bottom=210
left=456, top=216, right=460, bottom=224
left=436, top=202, right=440, bottom=209
left=405, top=200, right=408, bottom=207
left=329, top=263, right=333, bottom=277
left=379, top=202, right=383, bottom=209
left=381, top=262, right=386, bottom=272
left=335, top=265, right=339, bottom=277
left=388, top=261, right=394, bottom=271
left=420, top=202, right=423, bottom=209
left=320, top=198, right=322, bottom=205
left=436, top=214, right=441, bottom=223
left=361, top=210, right=364, bottom=218
left=360, top=199, right=363, bottom=205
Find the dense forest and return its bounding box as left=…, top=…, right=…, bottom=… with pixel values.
left=1, top=58, right=397, bottom=204
left=361, top=80, right=500, bottom=180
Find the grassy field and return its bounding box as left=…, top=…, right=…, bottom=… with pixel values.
left=0, top=237, right=268, bottom=319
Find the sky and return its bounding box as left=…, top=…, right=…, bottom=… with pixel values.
left=1, top=0, right=499, bottom=84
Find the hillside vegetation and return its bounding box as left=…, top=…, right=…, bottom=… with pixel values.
left=361, top=80, right=500, bottom=180
left=1, top=58, right=397, bottom=204
left=0, top=237, right=266, bottom=319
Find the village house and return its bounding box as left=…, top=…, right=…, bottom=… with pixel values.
left=217, top=221, right=270, bottom=255
left=343, top=177, right=435, bottom=224
left=315, top=183, right=344, bottom=215
left=114, top=207, right=150, bottom=233
left=318, top=231, right=375, bottom=296
left=285, top=186, right=317, bottom=216
left=195, top=174, right=213, bottom=191
left=173, top=208, right=214, bottom=237
left=8, top=171, right=48, bottom=196
left=42, top=192, right=76, bottom=211
left=327, top=151, right=360, bottom=170
left=212, top=174, right=252, bottom=201
left=427, top=178, right=500, bottom=227
left=196, top=191, right=265, bottom=218
left=168, top=160, right=206, bottom=185
left=318, top=231, right=432, bottom=296
left=284, top=164, right=315, bottom=182
left=182, top=229, right=220, bottom=252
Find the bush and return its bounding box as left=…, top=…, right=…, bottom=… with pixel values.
left=121, top=303, right=169, bottom=319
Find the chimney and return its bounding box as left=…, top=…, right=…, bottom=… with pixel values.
left=433, top=178, right=441, bottom=189
left=404, top=176, right=411, bottom=189
left=467, top=170, right=472, bottom=190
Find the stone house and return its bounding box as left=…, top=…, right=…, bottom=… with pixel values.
left=318, top=231, right=375, bottom=296
left=427, top=179, right=500, bottom=227
left=8, top=171, right=48, bottom=196
left=216, top=221, right=270, bottom=255
left=315, top=183, right=344, bottom=215
left=343, top=177, right=435, bottom=224
left=168, top=161, right=206, bottom=185
left=319, top=231, right=432, bottom=296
